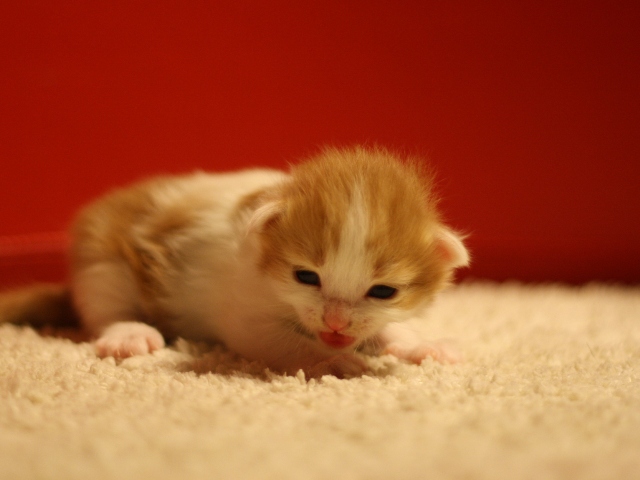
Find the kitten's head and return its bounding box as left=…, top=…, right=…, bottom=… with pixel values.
left=249, top=146, right=468, bottom=351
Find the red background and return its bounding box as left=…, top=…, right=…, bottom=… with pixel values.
left=1, top=1, right=639, bottom=287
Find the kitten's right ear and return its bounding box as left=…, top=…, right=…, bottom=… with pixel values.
left=434, top=227, right=470, bottom=269
left=247, top=200, right=285, bottom=233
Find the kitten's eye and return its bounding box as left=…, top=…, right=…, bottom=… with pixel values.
left=294, top=270, right=321, bottom=286
left=366, top=285, right=397, bottom=299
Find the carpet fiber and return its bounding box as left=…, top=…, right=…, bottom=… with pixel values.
left=1, top=283, right=639, bottom=480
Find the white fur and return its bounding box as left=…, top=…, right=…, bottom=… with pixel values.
left=379, top=321, right=462, bottom=364
left=323, top=185, right=372, bottom=302
left=95, top=322, right=165, bottom=358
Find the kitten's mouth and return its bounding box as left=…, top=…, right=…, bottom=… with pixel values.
left=318, top=331, right=356, bottom=349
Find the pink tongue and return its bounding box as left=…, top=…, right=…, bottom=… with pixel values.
left=319, top=331, right=356, bottom=349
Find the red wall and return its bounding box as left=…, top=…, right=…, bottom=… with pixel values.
left=1, top=1, right=639, bottom=286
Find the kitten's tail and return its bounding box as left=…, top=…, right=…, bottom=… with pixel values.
left=0, top=284, right=80, bottom=328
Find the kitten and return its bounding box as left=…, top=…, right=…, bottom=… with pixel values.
left=0, top=146, right=468, bottom=377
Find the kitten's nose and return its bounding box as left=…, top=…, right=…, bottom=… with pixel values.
left=323, top=305, right=350, bottom=332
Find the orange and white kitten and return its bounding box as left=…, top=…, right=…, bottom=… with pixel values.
left=4, top=147, right=469, bottom=377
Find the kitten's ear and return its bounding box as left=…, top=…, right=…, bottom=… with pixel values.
left=435, top=227, right=470, bottom=269
left=247, top=199, right=284, bottom=233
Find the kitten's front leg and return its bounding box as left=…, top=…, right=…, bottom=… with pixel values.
left=376, top=322, right=462, bottom=364
left=94, top=321, right=165, bottom=358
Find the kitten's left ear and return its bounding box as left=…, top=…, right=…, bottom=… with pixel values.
left=247, top=199, right=284, bottom=233
left=435, top=227, right=470, bottom=269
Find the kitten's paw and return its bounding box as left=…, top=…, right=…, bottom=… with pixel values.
left=384, top=340, right=463, bottom=365
left=95, top=321, right=165, bottom=359
left=306, top=354, right=368, bottom=379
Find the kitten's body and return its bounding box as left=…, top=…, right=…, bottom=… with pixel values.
left=1, top=147, right=468, bottom=377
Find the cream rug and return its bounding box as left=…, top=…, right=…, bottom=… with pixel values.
left=1, top=282, right=639, bottom=480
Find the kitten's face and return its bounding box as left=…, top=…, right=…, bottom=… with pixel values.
left=253, top=148, right=468, bottom=351
left=268, top=254, right=433, bottom=351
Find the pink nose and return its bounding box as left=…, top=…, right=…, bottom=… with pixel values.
left=323, top=309, right=350, bottom=332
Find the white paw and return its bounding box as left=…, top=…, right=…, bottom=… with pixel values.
left=94, top=322, right=165, bottom=359
left=306, top=354, right=369, bottom=379
left=384, top=340, right=463, bottom=364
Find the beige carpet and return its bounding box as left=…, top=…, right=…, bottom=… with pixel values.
left=1, top=282, right=639, bottom=480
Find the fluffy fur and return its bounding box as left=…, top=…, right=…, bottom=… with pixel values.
left=0, top=146, right=469, bottom=377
